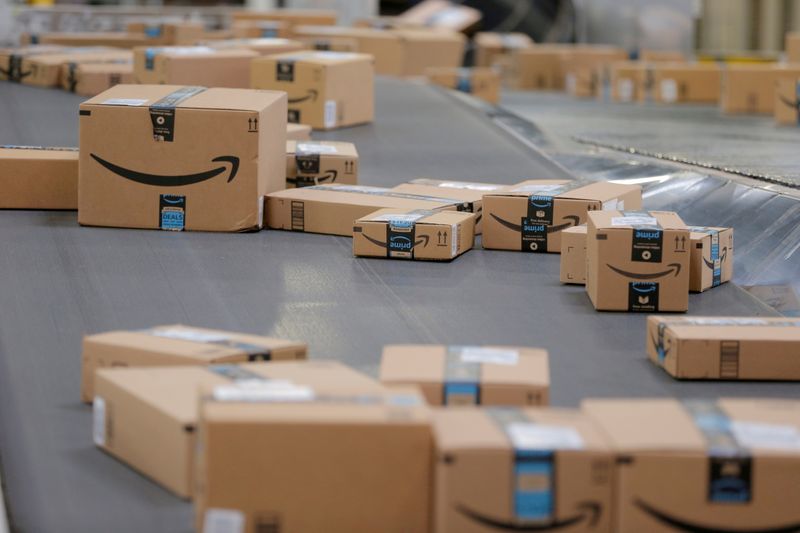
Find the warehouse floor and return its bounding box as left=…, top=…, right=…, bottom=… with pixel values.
left=0, top=78, right=798, bottom=532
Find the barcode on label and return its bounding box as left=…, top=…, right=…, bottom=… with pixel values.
left=93, top=396, right=107, bottom=446
left=204, top=508, right=245, bottom=533
left=324, top=100, right=337, bottom=129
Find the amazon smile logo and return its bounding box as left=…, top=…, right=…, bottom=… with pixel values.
left=491, top=214, right=581, bottom=233
left=288, top=89, right=318, bottom=104
left=456, top=501, right=601, bottom=531
left=703, top=247, right=729, bottom=270
left=607, top=262, right=682, bottom=280
left=91, top=154, right=239, bottom=187
left=361, top=233, right=430, bottom=249
left=287, top=169, right=338, bottom=187
left=635, top=499, right=800, bottom=533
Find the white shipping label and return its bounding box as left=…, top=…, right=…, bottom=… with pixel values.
left=324, top=100, right=337, bottom=129
left=168, top=46, right=215, bottom=55
left=204, top=508, right=245, bottom=533
left=438, top=181, right=504, bottom=191
left=611, top=215, right=657, bottom=227
left=617, top=78, right=634, bottom=102
left=731, top=421, right=800, bottom=451
left=451, top=224, right=458, bottom=256
left=566, top=73, right=577, bottom=95
left=510, top=184, right=565, bottom=193
left=507, top=423, right=585, bottom=451
left=602, top=199, right=619, bottom=211
left=101, top=98, right=148, bottom=106
left=297, top=142, right=338, bottom=154
left=150, top=328, right=230, bottom=343
left=660, top=79, right=678, bottom=103
left=460, top=347, right=519, bottom=366
left=370, top=213, right=427, bottom=223
left=92, top=396, right=107, bottom=447
left=213, top=383, right=315, bottom=403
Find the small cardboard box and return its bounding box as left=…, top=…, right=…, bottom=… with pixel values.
left=0, top=145, right=78, bottom=209
left=353, top=208, right=475, bottom=261
left=583, top=398, right=800, bottom=533
left=297, top=35, right=360, bottom=53
left=292, top=26, right=402, bottom=75
left=647, top=316, right=800, bottom=380
left=20, top=48, right=133, bottom=87
left=380, top=345, right=549, bottom=406
left=195, top=383, right=431, bottom=533
left=205, top=37, right=306, bottom=56
left=433, top=408, right=613, bottom=533
left=126, top=22, right=205, bottom=45
left=93, top=360, right=377, bottom=498
left=586, top=210, right=690, bottom=312
left=285, top=140, right=358, bottom=188
left=231, top=9, right=338, bottom=28
left=426, top=66, right=501, bottom=104
left=607, top=61, right=648, bottom=103
left=483, top=180, right=642, bottom=253
left=775, top=77, right=800, bottom=125
left=133, top=46, right=258, bottom=88
left=644, top=63, right=721, bottom=103
left=60, top=61, right=134, bottom=96
left=560, top=224, right=587, bottom=284
left=252, top=51, right=374, bottom=129
left=721, top=64, right=800, bottom=114
left=79, top=85, right=286, bottom=232
left=787, top=32, right=800, bottom=63
left=266, top=184, right=467, bottom=237
left=391, top=29, right=466, bottom=76
left=21, top=32, right=150, bottom=49
left=688, top=226, right=733, bottom=292
left=506, top=46, right=568, bottom=90
left=231, top=20, right=291, bottom=39
left=474, top=32, right=534, bottom=68
left=286, top=122, right=312, bottom=140
left=0, top=45, right=66, bottom=81
left=81, top=324, right=307, bottom=403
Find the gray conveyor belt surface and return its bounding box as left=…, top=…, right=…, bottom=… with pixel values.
left=0, top=79, right=794, bottom=533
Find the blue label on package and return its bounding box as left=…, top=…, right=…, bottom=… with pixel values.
left=160, top=194, right=185, bottom=231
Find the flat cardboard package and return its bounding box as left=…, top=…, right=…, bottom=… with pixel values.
left=126, top=22, right=205, bottom=45
left=586, top=210, right=690, bottom=312
left=195, top=384, right=431, bottom=533
left=0, top=145, right=78, bottom=209
left=396, top=0, right=482, bottom=33
left=353, top=208, right=475, bottom=261
left=787, top=32, right=800, bottom=62
left=583, top=398, right=800, bottom=533
left=426, top=66, right=501, bottom=104
left=93, top=360, right=378, bottom=498
left=81, top=324, right=307, bottom=403
left=252, top=51, right=374, bottom=129
left=0, top=45, right=66, bottom=81
left=644, top=63, right=721, bottom=103
left=775, top=77, right=800, bottom=125
left=266, top=184, right=468, bottom=237
left=721, top=64, right=800, bottom=114
left=560, top=224, right=587, bottom=284
left=79, top=85, right=286, bottom=232
left=506, top=45, right=568, bottom=90
left=646, top=316, right=800, bottom=380
left=380, top=344, right=549, bottom=406
left=482, top=180, right=642, bottom=253
left=473, top=32, right=534, bottom=68
left=60, top=61, right=134, bottom=96
left=205, top=37, right=306, bottom=56
left=133, top=46, right=258, bottom=87
left=20, top=32, right=150, bottom=49
left=231, top=9, right=338, bottom=27
left=433, top=408, right=613, bottom=533
left=20, top=49, right=133, bottom=87
left=285, top=140, right=358, bottom=188
left=286, top=122, right=311, bottom=140
left=687, top=226, right=733, bottom=292
left=231, top=20, right=291, bottom=39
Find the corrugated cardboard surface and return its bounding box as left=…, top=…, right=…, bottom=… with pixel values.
left=560, top=224, right=587, bottom=284
left=132, top=47, right=258, bottom=88
left=285, top=140, right=358, bottom=187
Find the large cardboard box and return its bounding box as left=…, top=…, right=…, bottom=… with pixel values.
left=586, top=210, right=690, bottom=312
left=79, top=85, right=286, bottom=232
left=205, top=37, right=306, bottom=56
left=474, top=32, right=534, bottom=68
left=231, top=9, right=338, bottom=28
left=644, top=63, right=721, bottom=103
left=721, top=64, right=800, bottom=114
left=560, top=224, right=587, bottom=284
left=687, top=226, right=733, bottom=292
left=583, top=398, right=800, bottom=533
left=505, top=45, right=569, bottom=90
left=81, top=324, right=307, bottom=403
left=21, top=32, right=150, bottom=49
left=775, top=77, right=800, bottom=125
left=482, top=180, right=642, bottom=253
left=433, top=407, right=613, bottom=533
left=426, top=66, right=501, bottom=104
left=195, top=384, right=431, bottom=532
left=285, top=140, right=358, bottom=188
left=231, top=20, right=291, bottom=39
left=126, top=22, right=205, bottom=45
left=380, top=345, right=549, bottom=406
left=0, top=45, right=65, bottom=82
left=286, top=122, right=311, bottom=140
left=20, top=49, right=133, bottom=87
left=266, top=184, right=468, bottom=236
left=0, top=145, right=78, bottom=209
left=252, top=51, right=374, bottom=129
left=60, top=61, right=134, bottom=96
left=353, top=208, right=475, bottom=261
left=93, top=360, right=377, bottom=498
left=786, top=32, right=800, bottom=63
left=133, top=46, right=258, bottom=87
left=646, top=316, right=800, bottom=380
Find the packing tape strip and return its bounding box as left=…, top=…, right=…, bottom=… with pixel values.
left=689, top=227, right=722, bottom=287
left=308, top=184, right=471, bottom=210
left=141, top=327, right=273, bottom=361
left=442, top=346, right=482, bottom=405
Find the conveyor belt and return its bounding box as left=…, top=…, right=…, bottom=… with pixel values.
left=0, top=78, right=795, bottom=533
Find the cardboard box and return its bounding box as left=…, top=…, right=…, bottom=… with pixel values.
left=433, top=407, right=613, bottom=533
left=20, top=49, right=133, bottom=88
left=126, top=22, right=205, bottom=45
left=60, top=61, right=134, bottom=96
left=353, top=208, right=475, bottom=261
left=506, top=46, right=568, bottom=90
left=562, top=46, right=629, bottom=97
left=560, top=224, right=587, bottom=284
left=483, top=180, right=642, bottom=253
left=231, top=20, right=291, bottom=39
left=0, top=45, right=65, bottom=82
left=286, top=122, right=311, bottom=140
left=687, top=226, right=733, bottom=292
left=82, top=324, right=307, bottom=403
left=639, top=49, right=686, bottom=62
left=0, top=145, right=78, bottom=209
left=292, top=26, right=401, bottom=75
left=380, top=345, right=549, bottom=406
left=205, top=37, right=306, bottom=56
left=583, top=398, right=800, bottom=533
left=474, top=32, right=534, bottom=68
left=252, top=51, right=374, bottom=130
left=646, top=316, right=800, bottom=380
left=285, top=140, right=357, bottom=188
left=393, top=179, right=508, bottom=235
left=607, top=61, right=648, bottom=102
left=231, top=9, right=338, bottom=28
left=93, top=360, right=378, bottom=498
left=721, top=64, right=800, bottom=114
left=426, top=66, right=501, bottom=104
left=20, top=32, right=150, bottom=49
left=775, top=77, right=800, bottom=125
left=786, top=32, right=800, bottom=62
left=644, top=63, right=721, bottom=103
left=79, top=85, right=286, bottom=232
left=195, top=384, right=431, bottom=532
left=133, top=46, right=258, bottom=87
left=296, top=35, right=359, bottom=53
left=586, top=210, right=690, bottom=312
